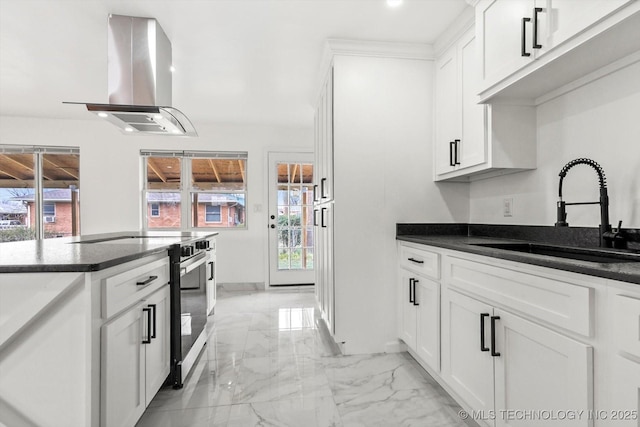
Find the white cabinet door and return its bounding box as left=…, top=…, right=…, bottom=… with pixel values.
left=493, top=309, right=593, bottom=427
left=144, top=285, right=170, bottom=406
left=101, top=303, right=146, bottom=427
left=322, top=68, right=334, bottom=202
left=477, top=0, right=535, bottom=88
left=458, top=30, right=486, bottom=169
left=398, top=271, right=418, bottom=349
left=610, top=355, right=639, bottom=427
left=320, top=203, right=334, bottom=336
left=540, top=0, right=632, bottom=55
left=442, top=289, right=495, bottom=419
left=434, top=44, right=458, bottom=175
left=415, top=276, right=440, bottom=372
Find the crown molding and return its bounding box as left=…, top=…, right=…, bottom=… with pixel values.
left=433, top=6, right=475, bottom=58
left=315, top=39, right=434, bottom=100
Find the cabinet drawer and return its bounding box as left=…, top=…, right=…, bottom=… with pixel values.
left=613, top=294, right=640, bottom=358
left=398, top=243, right=440, bottom=280
left=445, top=255, right=593, bottom=336
left=102, top=257, right=169, bottom=319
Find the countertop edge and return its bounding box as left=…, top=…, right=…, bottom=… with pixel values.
left=397, top=235, right=640, bottom=286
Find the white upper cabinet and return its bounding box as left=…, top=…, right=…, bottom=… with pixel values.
left=477, top=0, right=536, bottom=90
left=476, top=0, right=640, bottom=103
left=434, top=26, right=536, bottom=182
left=435, top=28, right=486, bottom=177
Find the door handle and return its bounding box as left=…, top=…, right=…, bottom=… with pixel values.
left=148, top=304, right=157, bottom=339
left=480, top=313, right=490, bottom=352
left=490, top=315, right=501, bottom=357
left=208, top=261, right=214, bottom=281
left=449, top=141, right=455, bottom=166
left=270, top=224, right=275, bottom=229
left=142, top=307, right=152, bottom=344
left=533, top=7, right=543, bottom=49
left=409, top=278, right=414, bottom=303
left=136, top=275, right=158, bottom=287
left=412, top=279, right=419, bottom=306
left=522, top=17, right=531, bottom=57
left=321, top=207, right=327, bottom=228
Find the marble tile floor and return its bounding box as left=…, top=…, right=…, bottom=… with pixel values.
left=137, top=286, right=478, bottom=427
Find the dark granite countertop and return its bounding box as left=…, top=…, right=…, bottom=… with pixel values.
left=397, top=224, right=640, bottom=285
left=0, top=231, right=218, bottom=273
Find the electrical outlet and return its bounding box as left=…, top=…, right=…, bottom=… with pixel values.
left=503, top=198, right=513, bottom=217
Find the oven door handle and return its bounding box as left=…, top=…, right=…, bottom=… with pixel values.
left=180, top=251, right=207, bottom=276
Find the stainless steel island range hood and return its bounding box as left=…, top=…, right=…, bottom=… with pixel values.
left=67, top=14, right=197, bottom=136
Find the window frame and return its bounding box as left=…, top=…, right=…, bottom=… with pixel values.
left=204, top=205, right=222, bottom=223
left=43, top=202, right=56, bottom=217
left=0, top=144, right=80, bottom=241
left=150, top=203, right=160, bottom=217
left=141, top=150, right=248, bottom=231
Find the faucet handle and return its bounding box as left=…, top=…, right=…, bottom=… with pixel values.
left=616, top=220, right=623, bottom=231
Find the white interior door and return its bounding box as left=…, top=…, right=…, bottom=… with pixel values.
left=268, top=152, right=315, bottom=286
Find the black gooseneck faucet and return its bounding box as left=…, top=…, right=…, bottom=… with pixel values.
left=555, top=158, right=613, bottom=248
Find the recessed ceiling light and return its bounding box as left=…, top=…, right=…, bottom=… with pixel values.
left=171, top=129, right=182, bottom=134
left=170, top=65, right=176, bottom=73
left=97, top=112, right=108, bottom=118
left=125, top=127, right=134, bottom=132
left=387, top=0, right=402, bottom=7
left=153, top=114, right=163, bottom=121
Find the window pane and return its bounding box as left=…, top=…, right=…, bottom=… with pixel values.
left=191, top=158, right=246, bottom=191
left=191, top=193, right=245, bottom=228
left=0, top=153, right=35, bottom=241
left=42, top=153, right=80, bottom=239
left=146, top=192, right=181, bottom=228
left=146, top=157, right=180, bottom=190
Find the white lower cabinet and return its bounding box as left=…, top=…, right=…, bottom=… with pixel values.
left=609, top=292, right=640, bottom=426
left=101, top=284, right=170, bottom=427
left=206, top=238, right=217, bottom=315
left=443, top=288, right=593, bottom=427
left=399, top=271, right=440, bottom=372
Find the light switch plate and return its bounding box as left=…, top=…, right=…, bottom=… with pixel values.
left=503, top=198, right=513, bottom=217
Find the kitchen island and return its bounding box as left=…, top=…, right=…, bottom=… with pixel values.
left=0, top=231, right=217, bottom=427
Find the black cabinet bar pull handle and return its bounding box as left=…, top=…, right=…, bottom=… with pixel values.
left=148, top=304, right=157, bottom=339
left=449, top=141, right=455, bottom=166
left=321, top=178, right=328, bottom=199
left=490, top=315, right=501, bottom=357
left=409, top=278, right=414, bottom=303
left=313, top=184, right=318, bottom=202
left=407, top=257, right=424, bottom=264
left=208, top=261, right=214, bottom=281
left=142, top=307, right=152, bottom=344
left=313, top=209, right=318, bottom=226
left=321, top=207, right=327, bottom=228
left=454, top=139, right=461, bottom=165
left=522, top=17, right=531, bottom=57
left=412, top=279, right=419, bottom=306
left=533, top=7, right=543, bottom=49
left=480, top=313, right=490, bottom=352
left=137, top=275, right=158, bottom=287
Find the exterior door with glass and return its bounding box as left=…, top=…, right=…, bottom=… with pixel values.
left=268, top=152, right=315, bottom=286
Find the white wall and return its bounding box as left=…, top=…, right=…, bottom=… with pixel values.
left=0, top=116, right=313, bottom=283
left=469, top=59, right=640, bottom=228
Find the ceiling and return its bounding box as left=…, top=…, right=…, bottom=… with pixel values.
left=0, top=0, right=469, bottom=129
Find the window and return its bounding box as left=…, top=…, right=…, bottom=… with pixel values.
left=0, top=145, right=80, bottom=242
left=205, top=205, right=221, bottom=223
left=43, top=202, right=56, bottom=217
left=142, top=150, right=247, bottom=230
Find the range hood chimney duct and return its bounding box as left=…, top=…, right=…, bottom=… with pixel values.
left=66, top=14, right=197, bottom=136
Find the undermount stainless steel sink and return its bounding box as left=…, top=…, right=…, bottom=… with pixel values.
left=470, top=242, right=640, bottom=264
